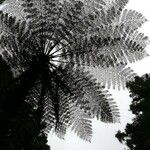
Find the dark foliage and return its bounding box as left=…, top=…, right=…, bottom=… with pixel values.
left=0, top=0, right=5, bottom=4
left=0, top=56, right=50, bottom=149
left=116, top=74, right=150, bottom=150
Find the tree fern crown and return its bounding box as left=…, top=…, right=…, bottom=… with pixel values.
left=0, top=0, right=149, bottom=142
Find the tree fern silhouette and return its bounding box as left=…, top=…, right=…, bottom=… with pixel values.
left=0, top=0, right=149, bottom=145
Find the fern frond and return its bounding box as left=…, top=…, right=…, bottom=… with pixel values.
left=52, top=90, right=72, bottom=139
left=62, top=28, right=149, bottom=68
left=58, top=66, right=120, bottom=123
left=0, top=12, right=26, bottom=37
left=1, top=0, right=26, bottom=20
left=123, top=30, right=149, bottom=51
left=100, top=0, right=129, bottom=25
left=82, top=0, right=128, bottom=26
left=21, top=0, right=89, bottom=42
left=70, top=107, right=93, bottom=142
left=88, top=64, right=137, bottom=90
left=44, top=87, right=93, bottom=141
left=118, top=9, right=147, bottom=32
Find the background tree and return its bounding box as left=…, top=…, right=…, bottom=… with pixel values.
left=0, top=0, right=149, bottom=149
left=116, top=74, right=150, bottom=150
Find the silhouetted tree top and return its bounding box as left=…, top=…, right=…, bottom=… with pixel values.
left=116, top=74, right=150, bottom=150
left=0, top=0, right=149, bottom=143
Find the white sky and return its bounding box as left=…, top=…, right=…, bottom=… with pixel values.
left=48, top=0, right=150, bottom=150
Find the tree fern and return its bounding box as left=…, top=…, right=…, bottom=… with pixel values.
left=0, top=0, right=149, bottom=145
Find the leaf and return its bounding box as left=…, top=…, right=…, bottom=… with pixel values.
left=119, top=9, right=147, bottom=32
left=58, top=66, right=120, bottom=123
left=82, top=0, right=129, bottom=26
left=62, top=28, right=149, bottom=69
left=70, top=107, right=93, bottom=142
left=88, top=64, right=137, bottom=90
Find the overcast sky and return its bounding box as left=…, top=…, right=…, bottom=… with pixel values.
left=48, top=0, right=150, bottom=150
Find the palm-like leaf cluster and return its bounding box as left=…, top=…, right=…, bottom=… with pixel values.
left=0, top=0, right=149, bottom=142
